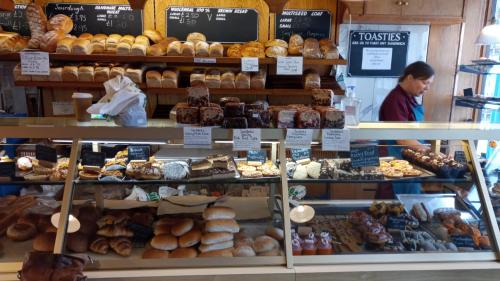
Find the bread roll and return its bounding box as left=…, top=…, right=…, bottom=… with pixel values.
left=233, top=245, right=256, bottom=257
left=203, top=206, right=236, bottom=220
left=179, top=229, right=201, bottom=248
left=205, top=219, right=239, bottom=233
left=66, top=232, right=88, bottom=253
left=253, top=235, right=279, bottom=253
left=265, top=39, right=288, bottom=48
left=91, top=41, right=105, bottom=53
left=131, top=43, right=147, bottom=56
left=26, top=3, right=47, bottom=49
left=146, top=70, right=162, bottom=88
left=167, top=41, right=182, bottom=56
left=40, top=30, right=66, bottom=52
left=198, top=248, right=233, bottom=257
left=125, top=67, right=144, bottom=83
left=209, top=42, right=223, bottom=57
left=78, top=66, right=95, bottom=82
left=47, top=14, right=73, bottom=33
left=13, top=64, right=31, bottom=81
left=265, top=226, right=284, bottom=241
left=49, top=67, right=63, bottom=81
left=181, top=41, right=195, bottom=57
left=205, top=69, right=221, bottom=88
left=150, top=234, right=178, bottom=251
left=154, top=223, right=171, bottom=235
left=134, top=35, right=150, bottom=46
left=147, top=44, right=166, bottom=56
left=186, top=32, right=206, bottom=44
left=234, top=237, right=254, bottom=248
left=143, top=29, right=163, bottom=43
left=201, top=232, right=234, bottom=245
left=235, top=72, right=250, bottom=89
left=7, top=222, right=37, bottom=241
left=171, top=218, right=194, bottom=236
left=78, top=33, right=93, bottom=41
left=162, top=69, right=179, bottom=88
left=33, top=232, right=56, bottom=252
left=142, top=248, right=169, bottom=259
left=241, top=46, right=265, bottom=58
left=221, top=71, right=235, bottom=88
left=289, top=34, right=304, bottom=48
left=110, top=66, right=125, bottom=79
left=195, top=41, right=209, bottom=57
left=116, top=42, right=131, bottom=55
left=258, top=247, right=280, bottom=256
left=120, top=35, right=135, bottom=45
left=265, top=46, right=287, bottom=58
left=71, top=39, right=92, bottom=55
left=199, top=240, right=233, bottom=253
left=94, top=66, right=110, bottom=82
left=170, top=247, right=198, bottom=258
left=62, top=66, right=78, bottom=81
left=227, top=44, right=242, bottom=58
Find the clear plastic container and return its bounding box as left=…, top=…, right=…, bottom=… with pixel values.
left=341, top=86, right=361, bottom=126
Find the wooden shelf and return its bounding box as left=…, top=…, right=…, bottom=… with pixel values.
left=15, top=81, right=324, bottom=96
left=0, top=53, right=347, bottom=65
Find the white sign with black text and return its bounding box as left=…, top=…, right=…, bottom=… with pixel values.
left=183, top=127, right=212, bottom=148
left=361, top=48, right=392, bottom=70
left=241, top=57, right=259, bottom=72
left=277, top=56, right=303, bottom=75
left=233, top=129, right=261, bottom=151
left=286, top=129, right=313, bottom=148
left=20, top=51, right=50, bottom=75
left=322, top=129, right=350, bottom=151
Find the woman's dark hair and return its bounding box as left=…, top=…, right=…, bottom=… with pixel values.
left=399, top=61, right=435, bottom=82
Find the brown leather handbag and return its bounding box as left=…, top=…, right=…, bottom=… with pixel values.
left=18, top=252, right=88, bottom=281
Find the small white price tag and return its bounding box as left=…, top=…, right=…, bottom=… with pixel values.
left=183, top=127, right=212, bottom=148
left=20, top=51, right=49, bottom=75
left=233, top=129, right=261, bottom=151
left=241, top=57, right=259, bottom=72
left=194, top=57, right=217, bottom=64
left=52, top=101, right=74, bottom=116
left=285, top=129, right=313, bottom=149
left=276, top=56, right=303, bottom=75
left=322, top=129, right=350, bottom=151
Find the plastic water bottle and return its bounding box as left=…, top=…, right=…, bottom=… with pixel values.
left=341, top=86, right=361, bottom=126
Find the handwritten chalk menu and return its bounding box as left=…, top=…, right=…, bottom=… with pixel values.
left=348, top=31, right=409, bottom=77
left=0, top=161, right=15, bottom=177
left=36, top=145, right=58, bottom=163
left=247, top=150, right=267, bottom=163
left=166, top=7, right=258, bottom=43
left=45, top=3, right=143, bottom=36
left=0, top=4, right=30, bottom=36
left=350, top=145, right=379, bottom=168
left=275, top=9, right=331, bottom=41
left=291, top=149, right=311, bottom=162
left=128, top=146, right=150, bottom=161
left=82, top=151, right=106, bottom=167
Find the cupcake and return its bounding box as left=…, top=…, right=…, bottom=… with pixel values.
left=302, top=239, right=317, bottom=255
left=292, top=239, right=302, bottom=256
left=317, top=238, right=333, bottom=255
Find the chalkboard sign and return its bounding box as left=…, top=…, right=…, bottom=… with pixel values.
left=247, top=150, right=266, bottom=163
left=291, top=148, right=311, bottom=162
left=36, top=145, right=57, bottom=163
left=0, top=161, right=15, bottom=177
left=0, top=4, right=30, bottom=36
left=82, top=151, right=106, bottom=167
left=348, top=31, right=410, bottom=77
left=275, top=9, right=331, bottom=41
left=454, top=151, right=467, bottom=165
left=45, top=3, right=143, bottom=36
left=386, top=215, right=406, bottom=230
left=451, top=235, right=476, bottom=248
left=350, top=145, right=379, bottom=168
left=166, top=6, right=258, bottom=43
left=128, top=146, right=150, bottom=161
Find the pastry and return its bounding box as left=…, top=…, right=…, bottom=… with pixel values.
left=142, top=248, right=169, bottom=259
left=200, top=106, right=223, bottom=127
left=109, top=237, right=132, bottom=257
left=176, top=105, right=200, bottom=125
left=7, top=222, right=37, bottom=241
left=97, top=225, right=134, bottom=238
left=297, top=109, right=321, bottom=128
left=187, top=86, right=209, bottom=107
left=170, top=247, right=198, bottom=258
left=412, top=203, right=431, bottom=222
left=90, top=237, right=109, bottom=255
left=47, top=14, right=73, bottom=34
left=16, top=157, right=32, bottom=171
left=150, top=234, right=178, bottom=251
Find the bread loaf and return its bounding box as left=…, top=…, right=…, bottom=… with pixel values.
left=78, top=66, right=95, bottom=82
left=49, top=67, right=63, bottom=81
left=40, top=30, right=66, bottom=52
left=176, top=106, right=200, bottom=125
left=143, top=29, right=163, bottom=43
left=205, top=69, right=221, bottom=88
left=297, top=109, right=321, bottom=129
left=288, top=34, right=304, bottom=55
left=304, top=70, right=321, bottom=89
left=209, top=42, right=223, bottom=57
left=62, top=66, right=78, bottom=81
left=312, top=89, right=332, bottom=106
left=125, top=67, right=144, bottom=83
left=131, top=43, right=147, bottom=56
left=235, top=72, right=250, bottom=89
left=120, top=35, right=135, bottom=45
left=55, top=37, right=74, bottom=53
left=203, top=206, right=236, bottom=220
left=162, top=69, right=179, bottom=88
left=265, top=39, right=288, bottom=48
left=200, top=106, right=223, bottom=127
left=150, top=234, right=178, bottom=251
left=78, top=33, right=93, bottom=41
left=221, top=71, right=235, bottom=88
left=110, top=66, right=125, bottom=79
left=116, top=42, right=131, bottom=55
left=91, top=41, right=105, bottom=53
left=320, top=39, right=339, bottom=59
left=47, top=14, right=73, bottom=34
left=167, top=41, right=182, bottom=56
left=146, top=70, right=162, bottom=88
left=190, top=69, right=206, bottom=87
left=201, top=232, right=234, bottom=245
left=26, top=3, right=48, bottom=49
left=265, top=46, right=287, bottom=58
left=94, top=66, right=110, bottom=82
left=227, top=44, right=242, bottom=58
left=303, top=38, right=322, bottom=59
left=71, top=39, right=92, bottom=55
left=205, top=219, right=240, bottom=233
left=181, top=41, right=195, bottom=57
left=134, top=35, right=150, bottom=46
left=159, top=37, right=178, bottom=48
left=187, top=86, right=210, bottom=107
left=106, top=34, right=122, bottom=52
left=250, top=69, right=266, bottom=89
left=147, top=44, right=166, bottom=56
left=186, top=32, right=206, bottom=44
left=195, top=41, right=209, bottom=57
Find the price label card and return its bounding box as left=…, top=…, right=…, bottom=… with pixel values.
left=20, top=51, right=50, bottom=75
left=291, top=148, right=311, bottom=162
left=386, top=216, right=407, bottom=230
left=82, top=151, right=106, bottom=167
left=0, top=161, right=15, bottom=177
left=241, top=57, right=259, bottom=72
left=184, top=127, right=212, bottom=148
left=322, top=129, right=350, bottom=151
left=286, top=129, right=313, bottom=149
left=454, top=151, right=467, bottom=164
left=247, top=150, right=267, bottom=163
left=277, top=56, right=303, bottom=75
left=128, top=146, right=150, bottom=161
left=350, top=145, right=379, bottom=168
left=451, top=235, right=476, bottom=248
left=233, top=129, right=261, bottom=151
left=194, top=58, right=217, bottom=64
left=36, top=145, right=57, bottom=163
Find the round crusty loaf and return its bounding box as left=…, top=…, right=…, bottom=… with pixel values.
left=234, top=237, right=254, bottom=248
left=233, top=245, right=256, bottom=257
left=142, top=248, right=169, bottom=259
left=201, top=232, right=233, bottom=245
left=150, top=234, right=178, bottom=251
left=33, top=232, right=56, bottom=252
left=47, top=14, right=73, bottom=34
left=253, top=235, right=279, bottom=253
left=186, top=32, right=206, bottom=44
left=198, top=240, right=234, bottom=253
left=265, top=226, right=284, bottom=241
left=205, top=219, right=239, bottom=233
left=179, top=229, right=201, bottom=248
left=202, top=206, right=236, bottom=221
left=143, top=29, right=163, bottom=44
left=199, top=248, right=233, bottom=258
left=258, top=247, right=280, bottom=256
left=170, top=247, right=198, bottom=258
left=171, top=218, right=194, bottom=237
left=66, top=232, right=89, bottom=253
left=7, top=223, right=37, bottom=242
left=154, top=224, right=171, bottom=236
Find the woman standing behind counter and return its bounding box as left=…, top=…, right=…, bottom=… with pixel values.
left=378, top=61, right=435, bottom=195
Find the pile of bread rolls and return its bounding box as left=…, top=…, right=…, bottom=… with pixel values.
left=0, top=31, right=28, bottom=53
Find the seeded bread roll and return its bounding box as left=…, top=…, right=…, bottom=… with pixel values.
left=150, top=234, right=178, bottom=251
left=205, top=219, right=240, bottom=233
left=203, top=206, right=236, bottom=220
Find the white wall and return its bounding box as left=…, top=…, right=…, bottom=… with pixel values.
left=337, top=24, right=430, bottom=121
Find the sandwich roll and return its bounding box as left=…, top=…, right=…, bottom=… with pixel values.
left=201, top=232, right=234, bottom=245
left=198, top=248, right=233, bottom=258
left=203, top=206, right=236, bottom=220
left=205, top=219, right=240, bottom=233
left=142, top=248, right=169, bottom=259
left=198, top=240, right=234, bottom=253
left=150, top=234, right=178, bottom=251
left=171, top=218, right=194, bottom=236
left=179, top=229, right=201, bottom=248
left=170, top=247, right=198, bottom=258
